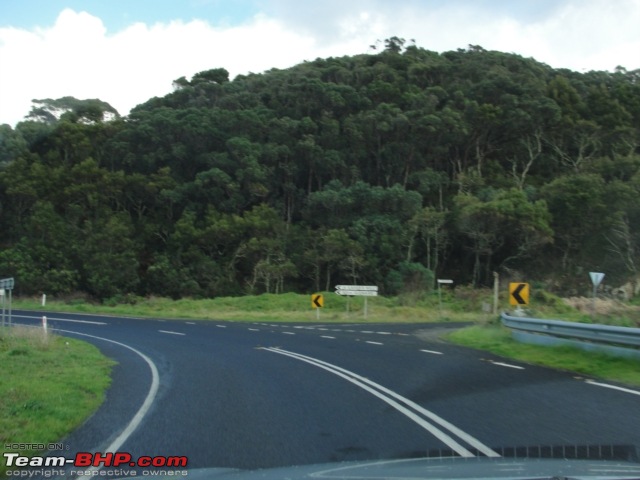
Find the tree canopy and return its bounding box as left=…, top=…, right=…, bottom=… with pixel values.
left=1, top=41, right=639, bottom=300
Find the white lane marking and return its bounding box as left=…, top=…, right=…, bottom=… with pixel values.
left=398, top=333, right=410, bottom=336
left=159, top=330, right=185, bottom=336
left=216, top=325, right=227, bottom=328
left=11, top=314, right=106, bottom=325
left=282, top=332, right=295, bottom=335
left=321, top=335, right=335, bottom=339
left=490, top=361, right=524, bottom=370
left=248, top=328, right=260, bottom=331
left=318, top=328, right=329, bottom=331
left=361, top=330, right=374, bottom=334
left=376, top=331, right=392, bottom=335
left=421, top=349, right=444, bottom=355
left=263, top=347, right=499, bottom=458
left=51, top=328, right=160, bottom=476
left=586, top=380, right=640, bottom=396
left=366, top=341, right=384, bottom=345
left=14, top=310, right=142, bottom=320
left=186, top=322, right=196, bottom=325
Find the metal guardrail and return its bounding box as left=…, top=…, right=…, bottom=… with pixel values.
left=500, top=312, right=640, bottom=348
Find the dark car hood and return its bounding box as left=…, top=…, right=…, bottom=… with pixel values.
left=118, top=445, right=640, bottom=479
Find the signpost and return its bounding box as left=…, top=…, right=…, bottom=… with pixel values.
left=589, top=272, right=605, bottom=317
left=437, top=279, right=453, bottom=319
left=335, top=285, right=378, bottom=319
left=0, top=277, right=14, bottom=327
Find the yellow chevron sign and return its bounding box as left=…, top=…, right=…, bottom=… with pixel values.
left=509, top=283, right=529, bottom=306
left=311, top=294, right=324, bottom=309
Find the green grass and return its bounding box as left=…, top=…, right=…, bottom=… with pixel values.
left=12, top=291, right=496, bottom=323
left=13, top=289, right=640, bottom=328
left=0, top=326, right=115, bottom=478
left=446, top=325, right=640, bottom=387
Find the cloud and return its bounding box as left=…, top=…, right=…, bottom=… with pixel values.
left=1, top=1, right=639, bottom=127
left=0, top=9, right=328, bottom=126
left=528, top=0, right=640, bottom=71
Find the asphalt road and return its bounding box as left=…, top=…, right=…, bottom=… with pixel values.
left=8, top=309, right=640, bottom=477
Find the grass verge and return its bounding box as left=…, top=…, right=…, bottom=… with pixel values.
left=446, top=325, right=640, bottom=387
left=11, top=291, right=494, bottom=323
left=0, top=326, right=115, bottom=478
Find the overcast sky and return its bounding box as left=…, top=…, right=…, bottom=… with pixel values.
left=1, top=0, right=639, bottom=127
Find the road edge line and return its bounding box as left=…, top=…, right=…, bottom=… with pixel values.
left=54, top=328, right=160, bottom=476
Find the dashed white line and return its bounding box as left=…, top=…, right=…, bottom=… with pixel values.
left=248, top=328, right=260, bottom=331
left=586, top=380, right=640, bottom=396
left=159, top=330, right=185, bottom=336
left=366, top=341, right=384, bottom=345
left=421, top=349, right=444, bottom=355
left=376, top=331, right=392, bottom=335
left=282, top=331, right=295, bottom=335
left=216, top=325, right=227, bottom=328
left=321, top=335, right=335, bottom=339
left=362, top=330, right=374, bottom=334
left=490, top=361, right=524, bottom=370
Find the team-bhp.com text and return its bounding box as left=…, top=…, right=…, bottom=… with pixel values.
left=3, top=452, right=188, bottom=477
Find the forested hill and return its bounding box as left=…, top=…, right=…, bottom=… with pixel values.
left=1, top=39, right=640, bottom=300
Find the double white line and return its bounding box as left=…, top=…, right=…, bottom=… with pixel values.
left=261, top=347, right=499, bottom=459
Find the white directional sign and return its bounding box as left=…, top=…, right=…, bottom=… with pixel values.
left=335, top=290, right=378, bottom=296
left=335, top=285, right=378, bottom=296
left=335, top=285, right=378, bottom=291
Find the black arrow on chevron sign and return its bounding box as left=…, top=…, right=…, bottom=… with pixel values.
left=512, top=283, right=527, bottom=305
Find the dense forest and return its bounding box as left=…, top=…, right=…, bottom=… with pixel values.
left=1, top=38, right=639, bottom=300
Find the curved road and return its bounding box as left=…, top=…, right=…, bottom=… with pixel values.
left=9, top=310, right=640, bottom=477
